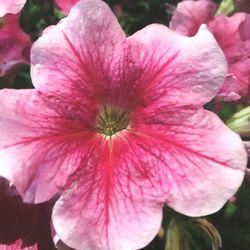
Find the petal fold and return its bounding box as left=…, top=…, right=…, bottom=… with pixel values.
left=0, top=0, right=26, bottom=17
left=208, top=14, right=250, bottom=100
left=170, top=0, right=216, bottom=36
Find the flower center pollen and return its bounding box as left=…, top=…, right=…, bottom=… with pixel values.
left=97, top=106, right=130, bottom=136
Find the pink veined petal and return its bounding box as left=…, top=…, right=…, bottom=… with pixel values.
left=0, top=91, right=162, bottom=250
left=0, top=89, right=99, bottom=203
left=170, top=0, right=216, bottom=36
left=127, top=24, right=227, bottom=108
left=52, top=137, right=163, bottom=250
left=0, top=92, right=163, bottom=250
left=131, top=108, right=247, bottom=216
left=32, top=0, right=143, bottom=111
left=0, top=0, right=26, bottom=17
left=31, top=0, right=126, bottom=97
left=55, top=0, right=79, bottom=15
left=32, top=0, right=227, bottom=110
left=208, top=14, right=250, bottom=100
left=52, top=108, right=247, bottom=250
left=0, top=14, right=31, bottom=77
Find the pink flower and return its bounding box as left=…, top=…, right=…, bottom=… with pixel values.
left=0, top=14, right=31, bottom=77
left=0, top=0, right=247, bottom=249
left=170, top=0, right=250, bottom=101
left=55, top=0, right=79, bottom=15
left=0, top=0, right=26, bottom=17
left=0, top=240, right=37, bottom=250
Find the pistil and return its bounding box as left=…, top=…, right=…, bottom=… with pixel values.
left=96, top=105, right=130, bottom=136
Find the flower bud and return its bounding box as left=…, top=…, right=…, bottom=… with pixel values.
left=216, top=0, right=235, bottom=15
left=227, top=106, right=250, bottom=137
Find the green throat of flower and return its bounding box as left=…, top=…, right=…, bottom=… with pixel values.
left=97, top=105, right=130, bottom=136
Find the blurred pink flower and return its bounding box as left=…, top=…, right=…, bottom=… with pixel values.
left=170, top=0, right=250, bottom=101
left=0, top=14, right=31, bottom=77
left=0, top=240, right=37, bottom=250
left=0, top=0, right=247, bottom=249
left=55, top=0, right=79, bottom=15
left=0, top=0, right=26, bottom=17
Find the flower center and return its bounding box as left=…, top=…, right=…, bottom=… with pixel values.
left=96, top=105, right=130, bottom=136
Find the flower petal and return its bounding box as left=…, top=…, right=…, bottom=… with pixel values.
left=0, top=89, right=98, bottom=203
left=208, top=14, right=250, bottom=101
left=52, top=138, right=163, bottom=250
left=31, top=0, right=125, bottom=96
left=128, top=24, right=227, bottom=108
left=0, top=0, right=26, bottom=17
left=51, top=107, right=247, bottom=249
left=170, top=0, right=216, bottom=36
left=0, top=14, right=31, bottom=77
left=55, top=0, right=79, bottom=15
left=131, top=108, right=247, bottom=216
left=0, top=240, right=37, bottom=250
left=239, top=14, right=250, bottom=41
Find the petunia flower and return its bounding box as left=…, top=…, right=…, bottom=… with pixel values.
left=0, top=0, right=26, bottom=17
left=55, top=0, right=79, bottom=15
left=0, top=178, right=56, bottom=250
left=170, top=0, right=250, bottom=101
left=0, top=0, right=247, bottom=249
left=0, top=13, right=31, bottom=77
